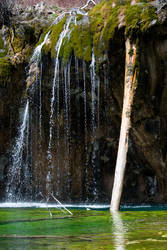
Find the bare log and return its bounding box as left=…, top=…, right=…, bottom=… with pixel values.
left=110, top=38, right=137, bottom=212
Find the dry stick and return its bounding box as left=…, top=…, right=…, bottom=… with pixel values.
left=110, top=38, right=137, bottom=212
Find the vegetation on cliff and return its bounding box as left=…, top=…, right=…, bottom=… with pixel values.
left=0, top=0, right=161, bottom=68
left=37, top=0, right=158, bottom=63
left=0, top=57, right=12, bottom=84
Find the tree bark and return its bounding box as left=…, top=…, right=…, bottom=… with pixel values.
left=110, top=38, right=137, bottom=212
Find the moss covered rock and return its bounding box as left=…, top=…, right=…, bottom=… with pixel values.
left=38, top=0, right=158, bottom=63
left=0, top=57, right=12, bottom=84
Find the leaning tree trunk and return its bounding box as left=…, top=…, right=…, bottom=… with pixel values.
left=110, top=38, right=137, bottom=212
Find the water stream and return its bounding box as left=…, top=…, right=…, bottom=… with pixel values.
left=6, top=32, right=51, bottom=202
left=6, top=101, right=29, bottom=201
left=46, top=15, right=75, bottom=199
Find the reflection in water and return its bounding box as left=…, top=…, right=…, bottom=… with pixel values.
left=111, top=212, right=126, bottom=250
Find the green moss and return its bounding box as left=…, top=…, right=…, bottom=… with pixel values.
left=140, top=6, right=157, bottom=31
left=36, top=29, right=50, bottom=48
left=36, top=17, right=66, bottom=58
left=0, top=36, right=4, bottom=48
left=125, top=4, right=142, bottom=35
left=36, top=0, right=158, bottom=63
left=71, top=25, right=92, bottom=61
left=10, top=25, right=35, bottom=54
left=70, top=26, right=83, bottom=59
left=89, top=0, right=106, bottom=17
left=11, top=27, right=25, bottom=53
left=125, top=4, right=157, bottom=36
left=0, top=57, right=12, bottom=84
left=102, top=7, right=120, bottom=47
left=77, top=14, right=83, bottom=22
left=89, top=1, right=121, bottom=57
left=78, top=26, right=92, bottom=61
left=60, top=37, right=72, bottom=63
left=12, top=36, right=25, bottom=53
left=89, top=1, right=108, bottom=55
left=58, top=23, right=92, bottom=63
left=50, top=17, right=67, bottom=58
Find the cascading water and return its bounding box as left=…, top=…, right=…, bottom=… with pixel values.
left=5, top=32, right=50, bottom=202
left=82, top=61, right=90, bottom=201
left=90, top=51, right=96, bottom=133
left=46, top=12, right=91, bottom=200
left=6, top=100, right=29, bottom=201
left=5, top=8, right=108, bottom=204
left=45, top=10, right=104, bottom=201
left=31, top=31, right=50, bottom=63
left=90, top=50, right=101, bottom=201
left=46, top=15, right=74, bottom=198
left=97, top=76, right=100, bottom=129
left=63, top=60, right=72, bottom=195
left=39, top=62, right=43, bottom=138
left=75, top=58, right=81, bottom=137
left=29, top=31, right=51, bottom=199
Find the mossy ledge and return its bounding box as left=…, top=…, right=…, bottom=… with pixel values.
left=38, top=0, right=159, bottom=64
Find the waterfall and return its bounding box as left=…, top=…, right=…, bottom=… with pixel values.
left=6, top=31, right=50, bottom=201
left=46, top=15, right=75, bottom=198
left=83, top=61, right=89, bottom=200
left=39, top=62, right=43, bottom=138
left=97, top=76, right=100, bottom=129
left=90, top=50, right=96, bottom=133
left=30, top=31, right=50, bottom=63
left=63, top=60, right=72, bottom=196
left=6, top=101, right=29, bottom=201
left=75, top=58, right=81, bottom=137
left=5, top=9, right=106, bottom=203
left=90, top=50, right=101, bottom=201
left=30, top=32, right=50, bottom=198
left=47, top=16, right=73, bottom=162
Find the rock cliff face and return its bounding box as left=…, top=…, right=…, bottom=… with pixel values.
left=0, top=0, right=167, bottom=204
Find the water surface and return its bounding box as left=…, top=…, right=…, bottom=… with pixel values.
left=0, top=205, right=167, bottom=249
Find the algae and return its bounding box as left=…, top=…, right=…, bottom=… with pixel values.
left=0, top=209, right=167, bottom=249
